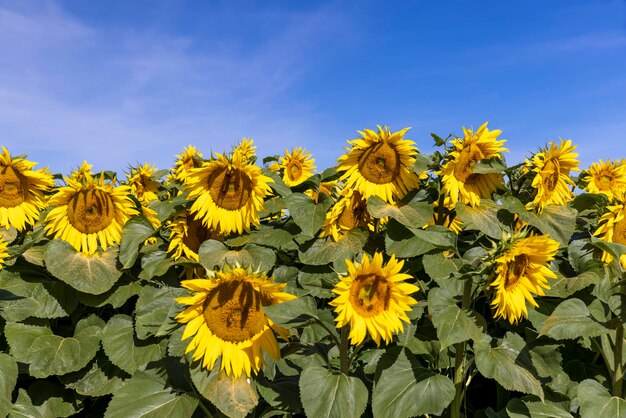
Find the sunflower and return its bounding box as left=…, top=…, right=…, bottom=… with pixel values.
left=337, top=126, right=420, bottom=203
left=267, top=162, right=281, bottom=174
left=320, top=188, right=374, bottom=241
left=304, top=180, right=339, bottom=203
left=438, top=122, right=508, bottom=208
left=0, top=147, right=54, bottom=231
left=594, top=199, right=626, bottom=268
left=582, top=159, right=626, bottom=201
left=175, top=267, right=296, bottom=377
left=168, top=210, right=220, bottom=261
left=233, top=138, right=256, bottom=163
left=280, top=147, right=316, bottom=187
left=44, top=174, right=138, bottom=255
left=69, top=161, right=93, bottom=183
left=330, top=252, right=418, bottom=346
left=173, top=146, right=204, bottom=183
left=186, top=152, right=273, bottom=235
left=489, top=234, right=559, bottom=324
left=525, top=140, right=579, bottom=212
left=0, top=238, right=8, bottom=269
left=427, top=196, right=463, bottom=234
left=127, top=163, right=160, bottom=203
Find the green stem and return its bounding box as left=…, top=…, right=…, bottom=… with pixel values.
left=614, top=322, right=624, bottom=397
left=339, top=326, right=350, bottom=375
left=451, top=276, right=473, bottom=418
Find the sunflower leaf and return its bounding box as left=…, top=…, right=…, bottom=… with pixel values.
left=44, top=240, right=122, bottom=294
left=264, top=296, right=320, bottom=328
left=506, top=398, right=574, bottom=418
left=384, top=220, right=437, bottom=258
left=367, top=195, right=433, bottom=228
left=372, top=348, right=455, bottom=418
left=539, top=298, right=610, bottom=340
left=139, top=250, right=174, bottom=280
left=285, top=192, right=333, bottom=237
left=578, top=379, right=626, bottom=418
left=299, top=366, right=368, bottom=418
left=428, top=287, right=485, bottom=350
left=135, top=285, right=186, bottom=340
left=10, top=389, right=76, bottom=418
left=455, top=199, right=503, bottom=239
left=60, top=354, right=126, bottom=397
left=119, top=217, right=155, bottom=269
left=0, top=353, right=18, bottom=417
left=545, top=267, right=603, bottom=298
left=298, top=228, right=368, bottom=266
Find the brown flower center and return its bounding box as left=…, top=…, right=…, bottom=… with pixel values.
left=454, top=143, right=484, bottom=182
left=504, top=254, right=530, bottom=290
left=208, top=167, right=252, bottom=211
left=182, top=216, right=216, bottom=254
left=286, top=159, right=303, bottom=182
left=203, top=280, right=270, bottom=342
left=358, top=142, right=400, bottom=184
left=0, top=166, right=28, bottom=208
left=67, top=189, right=115, bottom=234
left=349, top=274, right=391, bottom=317
left=598, top=171, right=614, bottom=189
left=337, top=192, right=370, bottom=230
left=613, top=218, right=626, bottom=246
left=543, top=159, right=560, bottom=192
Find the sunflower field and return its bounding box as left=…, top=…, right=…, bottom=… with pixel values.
left=1, top=124, right=626, bottom=418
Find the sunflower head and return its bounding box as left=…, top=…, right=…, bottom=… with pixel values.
left=427, top=196, right=463, bottom=234
left=0, top=238, right=8, bottom=269
left=330, top=252, right=418, bottom=346
left=438, top=122, right=508, bottom=208
left=126, top=163, right=160, bottom=203
left=304, top=180, right=339, bottom=203
left=175, top=267, right=296, bottom=377
left=524, top=139, right=579, bottom=212
left=69, top=161, right=94, bottom=183
left=185, top=152, right=273, bottom=235
left=267, top=162, right=281, bottom=174
left=582, top=159, right=626, bottom=201
left=320, top=188, right=374, bottom=242
left=168, top=210, right=220, bottom=262
left=173, top=146, right=204, bottom=184
left=489, top=234, right=559, bottom=324
left=280, top=147, right=316, bottom=187
left=44, top=174, right=138, bottom=255
left=233, top=138, right=257, bottom=164
left=594, top=200, right=626, bottom=268
left=337, top=126, right=420, bottom=203
left=0, top=147, right=54, bottom=231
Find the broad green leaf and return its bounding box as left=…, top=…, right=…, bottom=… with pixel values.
left=472, top=157, right=506, bottom=174
left=139, top=250, right=174, bottom=280
left=385, top=220, right=436, bottom=258
left=422, top=253, right=462, bottom=281
left=60, top=355, right=125, bottom=397
left=198, top=239, right=229, bottom=269
left=119, top=217, right=155, bottom=269
left=256, top=377, right=302, bottom=412
left=546, top=267, right=603, bottom=298
left=591, top=236, right=626, bottom=265
left=101, top=314, right=167, bottom=375
left=198, top=240, right=275, bottom=271
left=264, top=296, right=320, bottom=328
left=428, top=287, right=484, bottom=350
left=266, top=171, right=292, bottom=197
left=298, top=229, right=368, bottom=266
left=474, top=332, right=544, bottom=400
left=578, top=379, right=626, bottom=418
left=455, top=199, right=502, bottom=239
left=506, top=398, right=573, bottom=418
left=0, top=270, right=78, bottom=321
left=285, top=192, right=333, bottom=237
left=152, top=194, right=188, bottom=222
left=0, top=353, right=18, bottom=417
left=135, top=286, right=187, bottom=339
left=105, top=370, right=198, bottom=418
left=372, top=349, right=454, bottom=418
left=5, top=315, right=104, bottom=378
left=242, top=244, right=277, bottom=271
left=413, top=153, right=431, bottom=175
left=44, top=240, right=122, bottom=295
left=78, top=281, right=142, bottom=309
left=540, top=298, right=610, bottom=340
left=299, top=366, right=368, bottom=418
left=10, top=389, right=76, bottom=418
left=298, top=268, right=337, bottom=298
left=367, top=196, right=433, bottom=229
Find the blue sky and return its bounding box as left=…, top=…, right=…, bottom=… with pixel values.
left=1, top=0, right=625, bottom=176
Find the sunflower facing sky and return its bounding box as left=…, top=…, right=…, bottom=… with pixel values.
left=127, top=163, right=160, bottom=204
left=280, top=147, right=316, bottom=187
left=330, top=252, right=418, bottom=346
left=186, top=151, right=273, bottom=235
left=337, top=126, right=420, bottom=204
left=0, top=147, right=54, bottom=231
left=168, top=210, right=220, bottom=261
left=44, top=174, right=138, bottom=255
left=69, top=161, right=94, bottom=183
left=173, top=145, right=204, bottom=184
left=582, top=159, right=626, bottom=201
left=175, top=267, right=296, bottom=377
left=490, top=234, right=559, bottom=324
left=524, top=139, right=579, bottom=212
left=233, top=138, right=257, bottom=163
left=594, top=198, right=626, bottom=268
left=439, top=122, right=508, bottom=208
left=320, top=188, right=374, bottom=241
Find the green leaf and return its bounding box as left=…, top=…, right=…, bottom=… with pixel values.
left=0, top=353, right=18, bottom=418
left=385, top=220, right=437, bottom=258
left=197, top=240, right=229, bottom=269
left=5, top=315, right=104, bottom=378
left=539, top=298, right=610, bottom=340
left=135, top=286, right=187, bottom=340
left=266, top=171, right=292, bottom=197
left=101, top=314, right=167, bottom=375
left=44, top=240, right=122, bottom=295
left=0, top=270, right=78, bottom=321
left=285, top=193, right=333, bottom=237
left=264, top=296, right=320, bottom=328
left=105, top=370, right=198, bottom=418
left=256, top=377, right=302, bottom=412
left=367, top=196, right=433, bottom=228
left=455, top=200, right=502, bottom=239
left=422, top=253, right=462, bottom=281
left=591, top=236, right=626, bottom=265
left=299, top=366, right=368, bottom=418
left=60, top=355, right=125, bottom=397
left=119, top=217, right=155, bottom=269
left=298, top=229, right=368, bottom=266
left=472, top=157, right=506, bottom=174
left=474, top=332, right=544, bottom=400
left=413, top=153, right=431, bottom=175
left=10, top=389, right=76, bottom=418
left=506, top=398, right=573, bottom=418
left=139, top=250, right=174, bottom=280
left=428, top=287, right=484, bottom=350
left=298, top=268, right=337, bottom=298
left=190, top=363, right=258, bottom=418
left=578, top=379, right=626, bottom=418
left=546, top=267, right=603, bottom=298
left=78, top=281, right=142, bottom=309
left=372, top=348, right=454, bottom=418
left=198, top=240, right=276, bottom=271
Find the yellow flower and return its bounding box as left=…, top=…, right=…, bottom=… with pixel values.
left=185, top=152, right=273, bottom=235
left=280, top=147, right=316, bottom=187
left=583, top=159, right=626, bottom=201
left=44, top=174, right=138, bottom=255
left=175, top=267, right=296, bottom=377
left=320, top=188, right=374, bottom=242
left=427, top=196, right=463, bottom=234
left=594, top=199, right=626, bottom=268
left=304, top=180, right=339, bottom=203
left=330, top=252, right=418, bottom=346
left=525, top=140, right=579, bottom=212
left=438, top=122, right=508, bottom=208
left=0, top=147, right=54, bottom=231
left=168, top=210, right=220, bottom=262
left=127, top=163, right=160, bottom=203
left=337, top=126, right=420, bottom=203
left=173, top=146, right=204, bottom=183
left=490, top=234, right=559, bottom=324
left=268, top=162, right=281, bottom=174
left=233, top=138, right=256, bottom=163
left=0, top=238, right=8, bottom=269
left=69, top=161, right=93, bottom=183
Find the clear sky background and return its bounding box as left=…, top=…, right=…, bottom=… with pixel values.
left=1, top=0, right=625, bottom=176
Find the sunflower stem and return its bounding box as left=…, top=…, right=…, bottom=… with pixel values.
left=451, top=276, right=473, bottom=418
left=614, top=321, right=624, bottom=397
left=339, top=326, right=350, bottom=375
